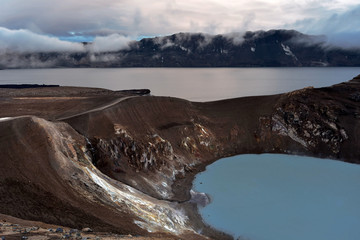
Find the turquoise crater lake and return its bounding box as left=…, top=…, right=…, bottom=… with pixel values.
left=193, top=154, right=360, bottom=240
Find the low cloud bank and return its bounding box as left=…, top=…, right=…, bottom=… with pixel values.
left=90, top=34, right=133, bottom=52
left=0, top=27, right=133, bottom=54
left=0, top=28, right=134, bottom=68
left=0, top=53, right=58, bottom=68
left=289, top=31, right=360, bottom=50
left=326, top=32, right=360, bottom=49
left=0, top=27, right=85, bottom=53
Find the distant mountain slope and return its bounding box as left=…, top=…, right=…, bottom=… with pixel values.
left=1, top=30, right=360, bottom=68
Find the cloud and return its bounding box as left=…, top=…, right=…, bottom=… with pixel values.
left=0, top=53, right=58, bottom=68
left=0, top=27, right=134, bottom=54
left=0, top=0, right=358, bottom=40
left=89, top=34, right=133, bottom=52
left=289, top=4, right=360, bottom=33
left=1, top=0, right=360, bottom=52
left=0, top=0, right=122, bottom=36
left=326, top=32, right=360, bottom=49
left=0, top=27, right=133, bottom=68
left=0, top=27, right=134, bottom=68
left=287, top=4, right=360, bottom=48
left=223, top=32, right=245, bottom=45
left=0, top=27, right=85, bottom=53
left=152, top=37, right=176, bottom=50
left=89, top=53, right=120, bottom=62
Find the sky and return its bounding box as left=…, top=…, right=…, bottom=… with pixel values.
left=0, top=0, right=360, bottom=52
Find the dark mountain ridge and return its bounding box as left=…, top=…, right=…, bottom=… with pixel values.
left=1, top=29, right=360, bottom=68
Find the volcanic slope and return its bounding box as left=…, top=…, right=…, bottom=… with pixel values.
left=0, top=75, right=360, bottom=239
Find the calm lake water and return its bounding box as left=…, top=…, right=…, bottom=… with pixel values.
left=1, top=68, right=360, bottom=239
left=194, top=154, right=360, bottom=240
left=0, top=67, right=360, bottom=101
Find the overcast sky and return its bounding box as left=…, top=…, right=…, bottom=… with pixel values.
left=0, top=0, right=359, bottom=50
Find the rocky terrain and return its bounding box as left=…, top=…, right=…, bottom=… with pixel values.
left=0, top=74, right=359, bottom=239
left=0, top=214, right=160, bottom=240
left=1, top=30, right=360, bottom=69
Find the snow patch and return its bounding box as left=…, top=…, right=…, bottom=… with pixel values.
left=281, top=43, right=298, bottom=61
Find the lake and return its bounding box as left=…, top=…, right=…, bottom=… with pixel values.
left=0, top=67, right=360, bottom=101
left=194, top=154, right=360, bottom=240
